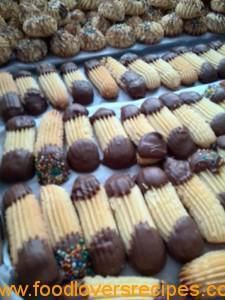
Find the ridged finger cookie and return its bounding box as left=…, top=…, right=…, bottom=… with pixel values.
left=207, top=84, right=225, bottom=110
left=210, top=40, right=225, bottom=56
left=71, top=175, right=126, bottom=276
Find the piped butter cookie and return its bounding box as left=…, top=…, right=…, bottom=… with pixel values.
left=80, top=25, right=106, bottom=51
left=98, top=0, right=125, bottom=22
left=206, top=12, right=225, bottom=33
left=183, top=16, right=207, bottom=35
left=23, top=15, right=58, bottom=38
left=210, top=40, right=225, bottom=56
left=15, top=38, right=48, bottom=63
left=124, top=0, right=148, bottom=16
left=175, top=0, right=204, bottom=19
left=106, top=24, right=136, bottom=48
left=160, top=13, right=183, bottom=37
left=135, top=21, right=164, bottom=44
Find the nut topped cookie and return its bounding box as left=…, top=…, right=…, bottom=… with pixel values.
left=124, top=0, right=148, bottom=16
left=106, top=24, right=136, bottom=48
left=184, top=16, right=207, bottom=35
left=206, top=12, right=225, bottom=33
left=98, top=0, right=125, bottom=22
left=15, top=39, right=48, bottom=63
left=176, top=0, right=205, bottom=19
left=23, top=15, right=58, bottom=38
left=135, top=21, right=164, bottom=44
left=0, top=36, right=12, bottom=66
left=80, top=25, right=106, bottom=51
left=160, top=13, right=183, bottom=37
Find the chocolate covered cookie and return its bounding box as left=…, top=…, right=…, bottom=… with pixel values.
left=206, top=84, right=225, bottom=110
left=160, top=13, right=183, bottom=37
left=135, top=21, right=164, bottom=44
left=106, top=24, right=136, bottom=48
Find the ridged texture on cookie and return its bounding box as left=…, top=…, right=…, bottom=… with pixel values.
left=175, top=0, right=204, bottom=19
left=98, top=0, right=125, bottom=22
left=105, top=174, right=166, bottom=275
left=148, top=0, right=177, bottom=9
left=211, top=0, right=225, bottom=13
left=23, top=15, right=57, bottom=38
left=160, top=13, right=183, bottom=37
left=124, top=0, right=148, bottom=15
left=184, top=16, right=207, bottom=35
left=61, top=62, right=84, bottom=88
left=77, top=0, right=101, bottom=10
left=135, top=21, right=164, bottom=44
left=106, top=24, right=135, bottom=48
left=80, top=26, right=106, bottom=51
left=0, top=36, right=12, bottom=66
left=212, top=41, right=225, bottom=56
left=0, top=72, right=18, bottom=97
left=206, top=12, right=225, bottom=33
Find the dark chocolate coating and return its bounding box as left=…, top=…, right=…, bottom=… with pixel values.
left=167, top=216, right=204, bottom=263
left=137, top=132, right=167, bottom=161
left=37, top=63, right=56, bottom=75
left=129, top=223, right=166, bottom=275
left=210, top=87, right=225, bottom=104
left=161, top=52, right=178, bottom=62
left=209, top=40, right=223, bottom=50
left=190, top=149, right=223, bottom=174
left=84, top=59, right=101, bottom=73
left=164, top=157, right=192, bottom=185
left=143, top=54, right=160, bottom=63
left=103, top=136, right=136, bottom=169
left=172, top=46, right=189, bottom=55
left=6, top=115, right=35, bottom=131
left=23, top=89, right=48, bottom=116
left=16, top=239, right=59, bottom=285
left=179, top=91, right=202, bottom=104
left=67, top=139, right=100, bottom=173
left=13, top=70, right=31, bottom=79
left=167, top=127, right=197, bottom=159
left=61, top=62, right=79, bottom=74
left=105, top=174, right=134, bottom=198
left=211, top=113, right=225, bottom=136
left=140, top=97, right=163, bottom=115
left=192, top=44, right=209, bottom=54
left=136, top=167, right=168, bottom=194
left=72, top=175, right=100, bottom=201
left=90, top=108, right=115, bottom=124
left=217, top=135, right=225, bottom=149
left=217, top=59, right=225, bottom=79
left=63, top=104, right=88, bottom=122
left=199, top=62, right=218, bottom=83
left=121, top=104, right=140, bottom=121
left=0, top=92, right=24, bottom=122
left=3, top=184, right=31, bottom=211
left=120, top=71, right=146, bottom=99
left=71, top=80, right=94, bottom=105
left=159, top=93, right=182, bottom=110
left=89, top=228, right=125, bottom=276
left=120, top=53, right=139, bottom=66
left=0, top=150, right=35, bottom=183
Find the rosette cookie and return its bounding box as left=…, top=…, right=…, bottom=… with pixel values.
left=160, top=93, right=216, bottom=148
left=98, top=0, right=125, bottom=22
left=164, top=157, right=225, bottom=243
left=0, top=72, right=23, bottom=122
left=23, top=15, right=57, bottom=38
left=173, top=46, right=218, bottom=83
left=37, top=63, right=69, bottom=110
left=180, top=250, right=225, bottom=294
left=144, top=54, right=181, bottom=90
left=134, top=21, right=164, bottom=44
left=0, top=36, right=12, bottom=66
left=80, top=26, right=106, bottom=51
left=0, top=116, right=35, bottom=183
left=77, top=0, right=101, bottom=10
left=162, top=52, right=198, bottom=86
left=84, top=59, right=119, bottom=100
left=61, top=62, right=94, bottom=105
left=105, top=174, right=166, bottom=275
left=15, top=38, right=48, bottom=63
left=3, top=184, right=59, bottom=285
left=121, top=105, right=167, bottom=165
left=71, top=175, right=126, bottom=276
left=207, top=12, right=225, bottom=33
left=160, top=13, right=183, bottom=37
left=136, top=167, right=204, bottom=262
left=63, top=104, right=100, bottom=172
left=183, top=17, right=207, bottom=35
left=91, top=108, right=136, bottom=169
left=106, top=24, right=136, bottom=48
left=120, top=53, right=161, bottom=91
left=35, top=110, right=69, bottom=185
left=210, top=40, right=225, bottom=56
left=124, top=0, right=148, bottom=16
left=41, top=185, right=92, bottom=283
left=175, top=0, right=204, bottom=19
left=141, top=97, right=196, bottom=159
left=102, top=56, right=146, bottom=99
left=179, top=91, right=225, bottom=136
left=14, top=71, right=47, bottom=116
left=211, top=0, right=225, bottom=14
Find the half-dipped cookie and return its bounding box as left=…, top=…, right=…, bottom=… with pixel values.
left=207, top=84, right=225, bottom=110
left=183, top=16, right=207, bottom=36
left=210, top=40, right=225, bottom=56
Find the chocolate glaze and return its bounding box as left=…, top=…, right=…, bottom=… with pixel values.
left=159, top=93, right=182, bottom=110
left=37, top=63, right=56, bottom=75
left=16, top=239, right=59, bottom=285
left=143, top=54, right=160, bottom=63
left=23, top=89, right=48, bottom=116
left=67, top=139, right=100, bottom=173
left=167, top=127, right=197, bottom=159
left=71, top=80, right=94, bottom=106
left=192, top=44, right=209, bottom=54
left=120, top=53, right=139, bottom=66
left=129, top=223, right=166, bottom=275
left=138, top=132, right=167, bottom=161
left=179, top=91, right=202, bottom=104
left=120, top=70, right=146, bottom=99
left=6, top=115, right=35, bottom=131
left=89, top=228, right=125, bottom=276
left=190, top=149, right=223, bottom=174
left=121, top=104, right=140, bottom=121
left=167, top=216, right=204, bottom=263
left=90, top=108, right=115, bottom=124
left=211, top=113, right=225, bottom=136
left=105, top=174, right=134, bottom=197
left=217, top=59, right=225, bottom=78
left=61, top=62, right=79, bottom=74
left=172, top=46, right=189, bottom=55
left=0, top=92, right=24, bottom=122
left=103, top=136, right=136, bottom=169
left=0, top=150, right=35, bottom=183
left=164, top=157, right=192, bottom=185
left=13, top=70, right=31, bottom=79
left=210, top=87, right=225, bottom=104
left=3, top=184, right=31, bottom=211
left=63, top=104, right=88, bottom=122
left=140, top=97, right=163, bottom=115
left=162, top=52, right=178, bottom=62
left=217, top=135, right=225, bottom=149
left=72, top=175, right=100, bottom=201
left=136, top=167, right=168, bottom=193
left=209, top=40, right=223, bottom=50
left=199, top=62, right=218, bottom=83
left=84, top=59, right=101, bottom=73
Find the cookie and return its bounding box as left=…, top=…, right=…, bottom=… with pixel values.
left=61, top=0, right=77, bottom=10
left=126, top=16, right=143, bottom=29
left=210, top=40, right=225, bottom=56
left=142, top=7, right=163, bottom=22
left=0, top=72, right=23, bottom=122
left=217, top=135, right=225, bottom=158
left=0, top=116, right=35, bottom=182
left=160, top=92, right=216, bottom=148
left=61, top=62, right=94, bottom=105
left=91, top=108, right=136, bottom=169
left=147, top=0, right=177, bottom=9
left=102, top=56, right=146, bottom=99
left=23, top=15, right=57, bottom=38
left=71, top=175, right=126, bottom=276
left=160, top=13, right=183, bottom=37
left=77, top=0, right=101, bottom=10
left=84, top=59, right=119, bottom=100
left=175, top=0, right=204, bottom=19
left=14, top=71, right=47, bottom=116
left=206, top=12, right=225, bottom=33
left=162, top=52, right=198, bottom=86
left=173, top=46, right=218, bottom=83
left=211, top=0, right=225, bottom=14
left=164, top=157, right=225, bottom=243
left=135, top=21, right=164, bottom=44
left=63, top=104, right=100, bottom=172
left=40, top=184, right=92, bottom=283
left=184, top=16, right=207, bottom=35
left=124, top=0, right=148, bottom=16
left=98, top=0, right=125, bottom=22
left=37, top=63, right=69, bottom=110
left=47, top=0, right=68, bottom=25
left=80, top=25, right=106, bottom=51
left=0, top=36, right=12, bottom=66
left=3, top=184, right=59, bottom=285
left=121, top=104, right=167, bottom=165
left=35, top=110, right=69, bottom=185
left=209, top=85, right=225, bottom=110
left=15, top=38, right=48, bottom=63
left=106, top=24, right=136, bottom=48
left=141, top=97, right=196, bottom=159
left=120, top=53, right=160, bottom=90
left=144, top=54, right=181, bottom=90
left=0, top=25, right=24, bottom=49
left=136, top=167, right=204, bottom=262
left=88, top=15, right=111, bottom=35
